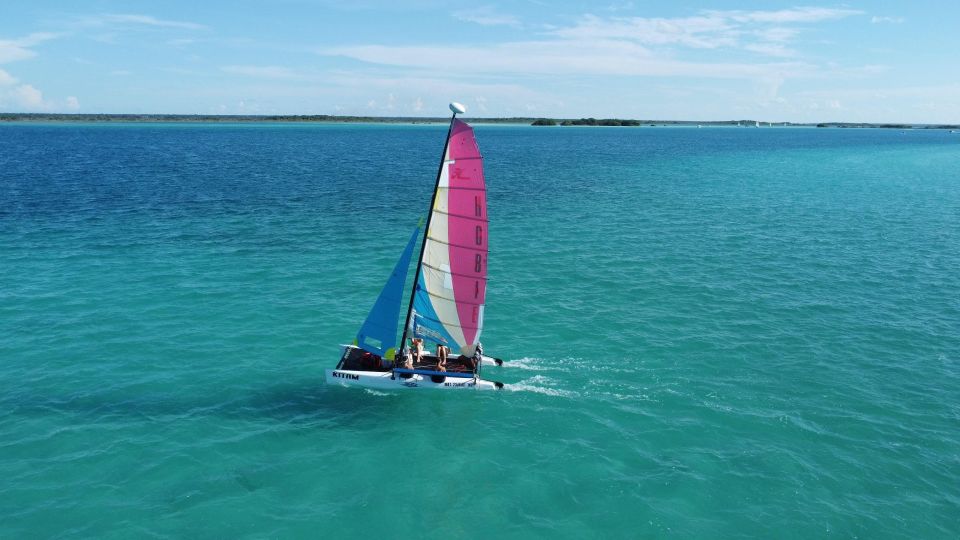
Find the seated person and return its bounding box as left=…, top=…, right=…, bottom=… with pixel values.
left=361, top=351, right=381, bottom=370
left=411, top=338, right=424, bottom=364
left=436, top=344, right=448, bottom=372
left=403, top=349, right=413, bottom=369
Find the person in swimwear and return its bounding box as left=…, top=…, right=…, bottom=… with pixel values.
left=436, top=344, right=448, bottom=372
left=410, top=338, right=424, bottom=365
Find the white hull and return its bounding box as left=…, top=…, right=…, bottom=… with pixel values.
left=325, top=369, right=502, bottom=390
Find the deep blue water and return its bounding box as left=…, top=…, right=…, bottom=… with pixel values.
left=1, top=122, right=959, bottom=538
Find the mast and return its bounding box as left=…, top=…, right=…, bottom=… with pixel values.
left=397, top=102, right=464, bottom=359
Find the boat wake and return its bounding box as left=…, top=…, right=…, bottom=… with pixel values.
left=493, top=356, right=657, bottom=400
left=493, top=357, right=565, bottom=372
left=498, top=356, right=570, bottom=372
left=506, top=375, right=579, bottom=398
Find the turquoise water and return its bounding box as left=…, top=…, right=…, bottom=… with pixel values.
left=1, top=123, right=958, bottom=538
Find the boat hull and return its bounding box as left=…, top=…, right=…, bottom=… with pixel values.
left=480, top=355, right=502, bottom=367
left=325, top=369, right=502, bottom=390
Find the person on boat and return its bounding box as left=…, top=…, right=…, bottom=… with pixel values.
left=436, top=344, right=448, bottom=372
left=360, top=351, right=381, bottom=370
left=403, top=349, right=414, bottom=369
left=455, top=342, right=482, bottom=371
left=468, top=348, right=482, bottom=371
left=411, top=338, right=424, bottom=365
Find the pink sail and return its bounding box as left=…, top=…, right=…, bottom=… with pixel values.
left=412, top=119, right=487, bottom=355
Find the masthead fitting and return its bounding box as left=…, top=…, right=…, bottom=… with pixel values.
left=449, top=102, right=466, bottom=115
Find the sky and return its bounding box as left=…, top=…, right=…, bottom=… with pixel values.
left=1, top=1, right=958, bottom=122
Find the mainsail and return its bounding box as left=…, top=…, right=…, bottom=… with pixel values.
left=355, top=224, right=421, bottom=357
left=410, top=120, right=487, bottom=356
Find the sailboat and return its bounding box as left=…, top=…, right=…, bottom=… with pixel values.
left=325, top=102, right=505, bottom=390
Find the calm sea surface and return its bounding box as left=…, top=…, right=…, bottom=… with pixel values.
left=1, top=122, right=958, bottom=538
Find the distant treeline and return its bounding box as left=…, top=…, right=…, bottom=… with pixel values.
left=0, top=113, right=420, bottom=123
left=0, top=113, right=542, bottom=124
left=1, top=113, right=957, bottom=130
left=533, top=118, right=642, bottom=126
left=813, top=122, right=959, bottom=129
left=532, top=118, right=960, bottom=129
left=531, top=118, right=800, bottom=127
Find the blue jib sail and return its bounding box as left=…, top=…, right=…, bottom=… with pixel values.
left=355, top=224, right=421, bottom=358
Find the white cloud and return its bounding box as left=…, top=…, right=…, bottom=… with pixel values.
left=871, top=16, right=905, bottom=24
left=317, top=2, right=870, bottom=111
left=221, top=65, right=299, bottom=79
left=552, top=14, right=736, bottom=48
left=552, top=7, right=861, bottom=54
left=99, top=14, right=206, bottom=30
left=0, top=32, right=60, bottom=64
left=92, top=33, right=119, bottom=44
left=0, top=68, right=17, bottom=86
left=316, top=5, right=879, bottom=119
left=9, top=84, right=46, bottom=110
left=721, top=7, right=863, bottom=23
left=452, top=6, right=520, bottom=27
left=324, top=40, right=810, bottom=78
left=800, top=83, right=960, bottom=101
left=605, top=2, right=634, bottom=12
left=0, top=34, right=78, bottom=112
left=789, top=83, right=960, bottom=122
left=412, top=96, right=423, bottom=111
left=0, top=81, right=78, bottom=112
left=0, top=44, right=38, bottom=62
left=744, top=43, right=796, bottom=58
left=17, top=32, right=61, bottom=46
left=752, top=27, right=800, bottom=43
left=316, top=72, right=552, bottom=115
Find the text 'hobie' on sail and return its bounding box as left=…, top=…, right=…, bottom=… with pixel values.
left=325, top=102, right=505, bottom=391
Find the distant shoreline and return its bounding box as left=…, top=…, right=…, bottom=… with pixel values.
left=1, top=113, right=958, bottom=130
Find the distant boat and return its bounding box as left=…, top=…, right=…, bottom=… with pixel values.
left=326, top=102, right=504, bottom=391
left=755, top=121, right=760, bottom=128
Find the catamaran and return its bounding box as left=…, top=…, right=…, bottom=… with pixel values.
left=325, top=102, right=505, bottom=390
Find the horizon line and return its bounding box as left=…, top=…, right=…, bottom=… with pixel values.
left=2, top=112, right=958, bottom=127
